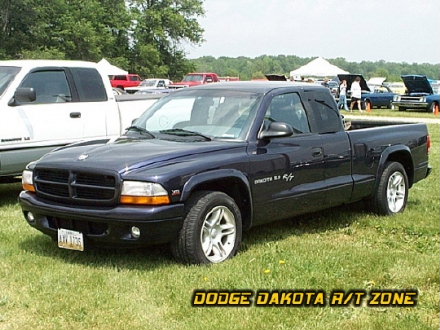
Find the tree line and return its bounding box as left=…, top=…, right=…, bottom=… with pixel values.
left=1, top=1, right=438, bottom=82
left=191, top=55, right=440, bottom=82
left=0, top=0, right=204, bottom=80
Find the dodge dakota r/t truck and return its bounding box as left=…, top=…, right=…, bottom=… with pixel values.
left=19, top=82, right=432, bottom=264
left=0, top=60, right=161, bottom=181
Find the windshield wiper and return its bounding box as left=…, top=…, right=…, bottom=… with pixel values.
left=159, top=128, right=212, bottom=141
left=125, top=125, right=155, bottom=138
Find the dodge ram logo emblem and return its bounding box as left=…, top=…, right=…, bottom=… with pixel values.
left=78, top=154, right=89, bottom=161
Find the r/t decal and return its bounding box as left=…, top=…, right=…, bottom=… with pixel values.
left=283, top=173, right=294, bottom=182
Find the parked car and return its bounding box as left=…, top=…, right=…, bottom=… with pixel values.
left=362, top=85, right=396, bottom=110
left=112, top=87, right=127, bottom=95
left=337, top=74, right=396, bottom=110
left=19, top=82, right=431, bottom=264
left=169, top=73, right=219, bottom=89
left=0, top=60, right=161, bottom=181
left=110, top=74, right=142, bottom=90
left=387, top=82, right=406, bottom=95
left=125, top=78, right=173, bottom=94
left=392, top=75, right=440, bottom=113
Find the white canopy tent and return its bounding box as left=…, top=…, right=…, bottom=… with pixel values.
left=290, top=57, right=348, bottom=79
left=97, top=58, right=128, bottom=76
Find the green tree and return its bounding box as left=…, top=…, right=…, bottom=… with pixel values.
left=0, top=0, right=204, bottom=80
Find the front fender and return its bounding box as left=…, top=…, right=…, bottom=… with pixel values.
left=181, top=169, right=251, bottom=201
left=180, top=169, right=254, bottom=229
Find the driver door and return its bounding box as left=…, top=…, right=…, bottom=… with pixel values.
left=249, top=92, right=325, bottom=225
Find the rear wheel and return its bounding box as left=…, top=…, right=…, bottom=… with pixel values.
left=171, top=191, right=242, bottom=264
left=365, top=100, right=372, bottom=111
left=369, top=162, right=408, bottom=215
left=429, top=102, right=439, bottom=114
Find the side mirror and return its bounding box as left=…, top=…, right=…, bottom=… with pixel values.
left=8, top=87, right=36, bottom=106
left=259, top=121, right=294, bottom=139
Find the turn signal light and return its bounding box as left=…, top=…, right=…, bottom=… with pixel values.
left=120, top=195, right=170, bottom=205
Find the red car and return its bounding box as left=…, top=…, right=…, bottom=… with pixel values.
left=169, top=73, right=219, bottom=89
left=110, top=74, right=142, bottom=90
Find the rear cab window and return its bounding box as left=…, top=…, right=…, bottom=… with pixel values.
left=303, top=89, right=343, bottom=134
left=70, top=68, right=107, bottom=102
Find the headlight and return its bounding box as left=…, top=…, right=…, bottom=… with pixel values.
left=22, top=170, right=35, bottom=192
left=120, top=181, right=170, bottom=205
left=420, top=96, right=426, bottom=102
left=393, top=95, right=400, bottom=102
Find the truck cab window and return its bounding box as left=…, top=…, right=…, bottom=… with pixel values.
left=266, top=93, right=310, bottom=134
left=309, top=90, right=343, bottom=133
left=70, top=68, right=107, bottom=102
left=20, top=70, right=71, bottom=104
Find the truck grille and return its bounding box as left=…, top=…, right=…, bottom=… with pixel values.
left=400, top=96, right=422, bottom=102
left=34, top=168, right=119, bottom=205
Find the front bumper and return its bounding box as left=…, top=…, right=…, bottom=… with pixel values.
left=19, top=191, right=185, bottom=248
left=391, top=101, right=429, bottom=109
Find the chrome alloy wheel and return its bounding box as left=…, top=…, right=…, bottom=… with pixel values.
left=386, top=171, right=406, bottom=213
left=200, top=206, right=236, bottom=263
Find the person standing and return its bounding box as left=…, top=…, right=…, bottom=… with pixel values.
left=337, top=80, right=348, bottom=111
left=350, top=76, right=363, bottom=112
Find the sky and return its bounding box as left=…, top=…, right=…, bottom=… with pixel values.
left=184, top=0, right=440, bottom=64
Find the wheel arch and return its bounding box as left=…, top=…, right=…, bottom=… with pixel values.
left=376, top=146, right=414, bottom=188
left=181, top=169, right=253, bottom=230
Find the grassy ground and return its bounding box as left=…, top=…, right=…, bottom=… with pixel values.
left=341, top=108, right=439, bottom=119
left=0, top=125, right=438, bottom=330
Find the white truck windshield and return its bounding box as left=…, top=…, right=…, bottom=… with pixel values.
left=0, top=66, right=21, bottom=97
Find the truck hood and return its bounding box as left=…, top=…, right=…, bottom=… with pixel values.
left=337, top=74, right=370, bottom=92
left=401, top=75, right=433, bottom=94
left=36, top=138, right=245, bottom=175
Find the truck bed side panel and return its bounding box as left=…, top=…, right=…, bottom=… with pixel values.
left=346, top=123, right=429, bottom=201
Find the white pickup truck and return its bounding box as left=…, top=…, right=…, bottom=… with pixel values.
left=0, top=60, right=161, bottom=181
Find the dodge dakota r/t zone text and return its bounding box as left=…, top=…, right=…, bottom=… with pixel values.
left=19, top=82, right=432, bottom=264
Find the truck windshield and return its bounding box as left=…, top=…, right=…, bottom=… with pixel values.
left=141, top=79, right=157, bottom=87
left=134, top=89, right=262, bottom=140
left=0, top=66, right=21, bottom=98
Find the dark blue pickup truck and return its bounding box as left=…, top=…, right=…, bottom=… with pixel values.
left=19, top=82, right=432, bottom=264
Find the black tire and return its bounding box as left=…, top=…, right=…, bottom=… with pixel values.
left=429, top=102, right=439, bottom=114
left=365, top=100, right=372, bottom=111
left=398, top=106, right=406, bottom=111
left=171, top=191, right=242, bottom=264
left=369, top=162, right=408, bottom=215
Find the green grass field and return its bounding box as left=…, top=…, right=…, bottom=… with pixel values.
left=0, top=124, right=438, bottom=330
left=341, top=108, right=439, bottom=119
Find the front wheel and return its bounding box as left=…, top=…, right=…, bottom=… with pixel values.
left=369, top=162, right=408, bottom=215
left=171, top=191, right=242, bottom=264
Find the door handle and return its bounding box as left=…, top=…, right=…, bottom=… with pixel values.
left=312, top=147, right=323, bottom=157
left=70, top=112, right=81, bottom=118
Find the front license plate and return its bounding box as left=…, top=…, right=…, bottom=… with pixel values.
left=58, top=228, right=84, bottom=251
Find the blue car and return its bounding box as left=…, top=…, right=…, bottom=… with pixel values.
left=337, top=74, right=396, bottom=110
left=362, top=85, right=396, bottom=110
left=392, top=75, right=440, bottom=113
